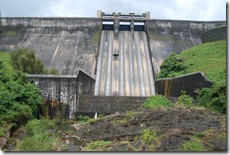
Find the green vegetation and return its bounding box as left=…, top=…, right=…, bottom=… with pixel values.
left=83, top=140, right=112, bottom=151
left=157, top=53, right=187, bottom=78
left=0, top=127, right=6, bottom=137
left=43, top=67, right=59, bottom=75
left=141, top=129, right=158, bottom=150
left=11, top=47, right=59, bottom=74
left=178, top=140, right=207, bottom=151
left=11, top=48, right=44, bottom=74
left=0, top=52, right=43, bottom=127
left=157, top=40, right=226, bottom=114
left=77, top=115, right=90, bottom=122
left=17, top=119, right=61, bottom=151
left=142, top=95, right=173, bottom=108
left=158, top=40, right=226, bottom=84
left=197, top=82, right=226, bottom=114
left=177, top=91, right=193, bottom=107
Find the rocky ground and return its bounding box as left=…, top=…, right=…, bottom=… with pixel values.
left=1, top=105, right=226, bottom=152
left=57, top=105, right=226, bottom=152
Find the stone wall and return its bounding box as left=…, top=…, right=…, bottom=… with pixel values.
left=155, top=72, right=213, bottom=97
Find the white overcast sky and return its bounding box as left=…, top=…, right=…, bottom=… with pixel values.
left=0, top=0, right=227, bottom=21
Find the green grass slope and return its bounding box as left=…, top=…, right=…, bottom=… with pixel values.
left=158, top=40, right=226, bottom=84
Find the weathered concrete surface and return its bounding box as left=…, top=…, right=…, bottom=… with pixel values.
left=0, top=17, right=101, bottom=75
left=94, top=30, right=155, bottom=96
left=27, top=69, right=95, bottom=118
left=146, top=20, right=226, bottom=75
left=0, top=18, right=225, bottom=77
left=75, top=96, right=180, bottom=117
left=75, top=96, right=147, bottom=116
left=201, top=25, right=226, bottom=43
left=155, top=72, right=213, bottom=97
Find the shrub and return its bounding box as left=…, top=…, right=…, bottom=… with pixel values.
left=0, top=127, right=6, bottom=137
left=197, top=81, right=226, bottom=114
left=83, top=140, right=111, bottom=151
left=177, top=91, right=193, bottom=106
left=11, top=48, right=44, bottom=74
left=0, top=55, right=42, bottom=126
left=157, top=53, right=187, bottom=79
left=18, top=132, right=60, bottom=151
left=142, top=95, right=173, bottom=108
left=141, top=129, right=158, bottom=151
left=178, top=140, right=207, bottom=151
left=17, top=119, right=60, bottom=151
left=141, top=129, right=157, bottom=144
left=78, top=115, right=90, bottom=122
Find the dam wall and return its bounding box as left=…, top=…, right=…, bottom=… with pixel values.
left=145, top=20, right=226, bottom=74
left=0, top=18, right=225, bottom=77
left=0, top=17, right=101, bottom=76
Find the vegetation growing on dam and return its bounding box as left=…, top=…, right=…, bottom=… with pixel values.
left=157, top=40, right=226, bottom=114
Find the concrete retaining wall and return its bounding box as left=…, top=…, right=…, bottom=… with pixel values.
left=201, top=26, right=226, bottom=43
left=155, top=72, right=213, bottom=97
left=75, top=96, right=147, bottom=117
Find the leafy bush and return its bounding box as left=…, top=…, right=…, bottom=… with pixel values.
left=178, top=140, right=207, bottom=151
left=177, top=91, right=193, bottom=106
left=197, top=81, right=226, bottom=114
left=78, top=115, right=90, bottom=122
left=42, top=67, right=59, bottom=75
left=0, top=52, right=42, bottom=127
left=17, top=119, right=60, bottom=151
left=142, top=95, right=173, bottom=108
left=83, top=140, right=111, bottom=151
left=141, top=129, right=157, bottom=144
left=11, top=48, right=44, bottom=74
left=0, top=127, right=6, bottom=137
left=157, top=53, right=187, bottom=79
left=10, top=48, right=59, bottom=75
left=141, top=129, right=158, bottom=151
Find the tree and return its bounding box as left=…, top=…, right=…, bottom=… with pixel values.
left=11, top=47, right=60, bottom=75
left=11, top=47, right=44, bottom=74
left=0, top=53, right=43, bottom=127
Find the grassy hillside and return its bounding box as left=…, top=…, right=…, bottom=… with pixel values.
left=157, top=40, right=226, bottom=114
left=157, top=40, right=226, bottom=84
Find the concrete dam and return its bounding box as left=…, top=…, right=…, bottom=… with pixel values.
left=0, top=11, right=226, bottom=117
left=94, top=31, right=155, bottom=96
